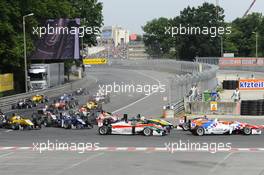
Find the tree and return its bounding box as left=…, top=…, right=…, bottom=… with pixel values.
left=224, top=13, right=263, bottom=57
left=142, top=3, right=226, bottom=60
left=171, top=3, right=225, bottom=60
left=142, top=17, right=174, bottom=58
left=0, top=0, right=103, bottom=93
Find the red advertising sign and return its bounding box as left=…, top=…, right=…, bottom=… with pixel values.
left=219, top=57, right=264, bottom=67
left=129, top=33, right=137, bottom=41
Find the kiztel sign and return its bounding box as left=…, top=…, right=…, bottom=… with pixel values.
left=239, top=79, right=264, bottom=90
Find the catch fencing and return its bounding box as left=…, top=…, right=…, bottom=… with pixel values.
left=109, top=59, right=219, bottom=115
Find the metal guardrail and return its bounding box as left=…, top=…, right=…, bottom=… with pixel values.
left=0, top=76, right=96, bottom=113
left=170, top=99, right=185, bottom=116
left=1, top=59, right=218, bottom=115
left=109, top=59, right=219, bottom=115
left=195, top=57, right=264, bottom=72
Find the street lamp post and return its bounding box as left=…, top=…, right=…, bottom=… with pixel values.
left=253, top=32, right=258, bottom=58
left=23, top=13, right=34, bottom=92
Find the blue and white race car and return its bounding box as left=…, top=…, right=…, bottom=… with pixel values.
left=191, top=119, right=263, bottom=136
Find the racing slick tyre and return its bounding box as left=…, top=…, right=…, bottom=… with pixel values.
left=76, top=124, right=83, bottom=129
left=11, top=124, right=20, bottom=130
left=181, top=123, right=190, bottom=131
left=64, top=123, right=71, bottom=129
left=99, top=126, right=109, bottom=135
left=243, top=127, right=252, bottom=135
left=87, top=123, right=93, bottom=129
left=143, top=128, right=153, bottom=136
left=195, top=127, right=205, bottom=136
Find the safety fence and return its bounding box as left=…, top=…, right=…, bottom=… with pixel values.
left=0, top=76, right=97, bottom=113
left=1, top=59, right=219, bottom=115
left=195, top=57, right=264, bottom=72
left=109, top=59, right=219, bottom=115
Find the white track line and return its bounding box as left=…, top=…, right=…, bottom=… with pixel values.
left=208, top=152, right=234, bottom=174
left=5, top=130, right=13, bottom=133
left=54, top=152, right=104, bottom=175
left=112, top=70, right=162, bottom=113
left=0, top=152, right=14, bottom=158
left=2, top=146, right=264, bottom=153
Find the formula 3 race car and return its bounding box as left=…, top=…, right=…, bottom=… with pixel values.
left=146, top=118, right=174, bottom=133
left=0, top=114, right=7, bottom=128
left=98, top=115, right=168, bottom=136
left=178, top=116, right=209, bottom=131
left=31, top=94, right=48, bottom=104
left=56, top=112, right=93, bottom=129
left=191, top=118, right=263, bottom=136
left=11, top=99, right=36, bottom=109
left=5, top=115, right=36, bottom=130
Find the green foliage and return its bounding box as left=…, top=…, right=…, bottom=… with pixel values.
left=142, top=3, right=264, bottom=60
left=224, top=13, right=264, bottom=57
left=143, top=17, right=174, bottom=58
left=0, top=0, right=103, bottom=92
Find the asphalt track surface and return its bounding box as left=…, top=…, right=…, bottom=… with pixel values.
left=1, top=68, right=264, bottom=175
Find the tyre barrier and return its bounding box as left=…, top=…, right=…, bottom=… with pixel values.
left=222, top=80, right=238, bottom=90
left=241, top=99, right=264, bottom=115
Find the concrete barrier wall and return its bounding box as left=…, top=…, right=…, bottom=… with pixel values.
left=186, top=101, right=240, bottom=115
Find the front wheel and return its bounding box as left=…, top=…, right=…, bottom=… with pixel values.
left=76, top=124, right=83, bottom=129
left=195, top=127, right=205, bottom=136
left=87, top=124, right=93, bottom=129
left=99, top=126, right=109, bottom=135
left=181, top=123, right=189, bottom=131
left=143, top=128, right=153, bottom=136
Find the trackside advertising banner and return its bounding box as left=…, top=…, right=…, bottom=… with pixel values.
left=219, top=57, right=264, bottom=67
left=0, top=73, right=14, bottom=92
left=239, top=79, right=264, bottom=90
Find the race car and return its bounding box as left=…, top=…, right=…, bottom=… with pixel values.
left=93, top=92, right=110, bottom=104
left=12, top=99, right=35, bottom=109
left=191, top=118, right=263, bottom=136
left=0, top=114, right=7, bottom=128
left=31, top=94, right=48, bottom=104
left=146, top=119, right=174, bottom=133
left=85, top=101, right=102, bottom=110
left=6, top=115, right=35, bottom=130
left=74, top=88, right=89, bottom=96
left=178, top=116, right=210, bottom=131
left=56, top=111, right=93, bottom=129
left=50, top=101, right=68, bottom=110
left=32, top=109, right=58, bottom=127
left=98, top=115, right=168, bottom=136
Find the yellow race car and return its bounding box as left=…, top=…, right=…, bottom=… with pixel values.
left=86, top=101, right=101, bottom=110
left=31, top=94, right=48, bottom=103
left=7, top=115, right=34, bottom=130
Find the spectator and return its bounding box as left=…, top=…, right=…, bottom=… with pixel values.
left=231, top=88, right=240, bottom=102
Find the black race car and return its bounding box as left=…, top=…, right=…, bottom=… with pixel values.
left=12, top=99, right=36, bottom=109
